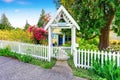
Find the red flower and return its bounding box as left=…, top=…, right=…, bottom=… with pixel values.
left=27, top=25, right=35, bottom=32
left=28, top=25, right=46, bottom=42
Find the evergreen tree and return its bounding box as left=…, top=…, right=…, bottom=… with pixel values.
left=37, top=9, right=45, bottom=27
left=0, top=13, right=13, bottom=30
left=24, top=20, right=30, bottom=30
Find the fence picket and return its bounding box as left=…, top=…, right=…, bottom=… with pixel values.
left=117, top=52, right=119, bottom=67
left=81, top=49, right=83, bottom=68
left=113, top=52, right=116, bottom=61
left=18, top=44, right=21, bottom=53
left=109, top=52, right=112, bottom=62
left=74, top=48, right=120, bottom=69
left=88, top=50, right=90, bottom=68
left=91, top=50, right=93, bottom=67
left=105, top=51, right=107, bottom=61
left=94, top=50, right=96, bottom=61
left=101, top=51, right=104, bottom=66
left=84, top=49, right=86, bottom=68
left=78, top=49, right=80, bottom=66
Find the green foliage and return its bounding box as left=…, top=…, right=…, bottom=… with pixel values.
left=37, top=9, right=45, bottom=27
left=24, top=20, right=30, bottom=30
left=78, top=38, right=98, bottom=50
left=72, top=0, right=118, bottom=39
left=0, top=48, right=32, bottom=63
left=0, top=13, right=13, bottom=30
left=61, top=29, right=71, bottom=36
left=56, top=0, right=120, bottom=50
left=63, top=41, right=71, bottom=47
left=92, top=60, right=120, bottom=80
left=17, top=54, right=32, bottom=63
left=0, top=48, right=19, bottom=59
left=30, top=58, right=56, bottom=69
left=0, top=48, right=56, bottom=69
left=67, top=56, right=99, bottom=79
left=0, top=29, right=32, bottom=43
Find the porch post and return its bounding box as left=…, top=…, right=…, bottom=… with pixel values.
left=71, top=26, right=76, bottom=54
left=48, top=27, right=52, bottom=62
left=63, top=33, right=65, bottom=45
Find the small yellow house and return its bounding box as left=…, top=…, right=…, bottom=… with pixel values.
left=52, top=28, right=71, bottom=46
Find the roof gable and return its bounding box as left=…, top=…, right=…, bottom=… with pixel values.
left=44, top=5, right=80, bottom=30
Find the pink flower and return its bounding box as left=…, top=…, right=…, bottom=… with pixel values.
left=28, top=25, right=46, bottom=42
left=27, top=25, right=35, bottom=32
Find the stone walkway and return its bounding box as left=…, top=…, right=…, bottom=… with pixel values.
left=52, top=61, right=87, bottom=80
left=0, top=56, right=87, bottom=80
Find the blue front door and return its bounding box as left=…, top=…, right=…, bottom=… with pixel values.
left=58, top=35, right=63, bottom=46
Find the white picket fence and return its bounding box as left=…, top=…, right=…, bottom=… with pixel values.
left=0, top=40, right=49, bottom=61
left=0, top=40, right=72, bottom=61
left=74, top=49, right=120, bottom=69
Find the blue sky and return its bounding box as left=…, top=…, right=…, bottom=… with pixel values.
left=0, top=0, right=56, bottom=28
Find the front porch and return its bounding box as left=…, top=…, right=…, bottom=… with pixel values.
left=52, top=33, right=71, bottom=46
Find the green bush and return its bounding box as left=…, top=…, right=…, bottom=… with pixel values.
left=0, top=29, right=33, bottom=43
left=0, top=48, right=56, bottom=69
left=0, top=48, right=17, bottom=58
left=92, top=60, right=120, bottom=80
left=63, top=41, right=71, bottom=47
left=30, top=58, right=56, bottom=69
left=78, top=38, right=98, bottom=50
left=16, top=54, right=32, bottom=63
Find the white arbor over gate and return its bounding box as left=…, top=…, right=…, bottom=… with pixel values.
left=44, top=5, right=80, bottom=61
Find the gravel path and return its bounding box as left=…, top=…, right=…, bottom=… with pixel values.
left=0, top=56, right=87, bottom=80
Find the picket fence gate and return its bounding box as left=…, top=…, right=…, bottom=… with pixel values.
left=52, top=46, right=71, bottom=60
left=74, top=49, right=120, bottom=69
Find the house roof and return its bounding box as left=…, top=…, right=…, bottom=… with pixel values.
left=44, top=5, right=80, bottom=30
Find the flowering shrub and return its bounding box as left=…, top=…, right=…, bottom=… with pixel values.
left=27, top=12, right=50, bottom=44
left=28, top=25, right=47, bottom=44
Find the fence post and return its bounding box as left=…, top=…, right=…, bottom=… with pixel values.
left=0, top=41, right=3, bottom=49
left=117, top=52, right=120, bottom=67
left=18, top=43, right=21, bottom=53
left=74, top=48, right=77, bottom=67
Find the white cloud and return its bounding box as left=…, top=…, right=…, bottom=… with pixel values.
left=3, top=0, right=14, bottom=3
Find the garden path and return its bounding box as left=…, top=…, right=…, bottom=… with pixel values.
left=52, top=60, right=87, bottom=80
left=0, top=56, right=87, bottom=80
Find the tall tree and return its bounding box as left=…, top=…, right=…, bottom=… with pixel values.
left=24, top=20, right=30, bottom=30
left=0, top=13, right=13, bottom=30
left=37, top=9, right=45, bottom=27
left=55, top=0, right=120, bottom=50
left=54, top=0, right=60, bottom=9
